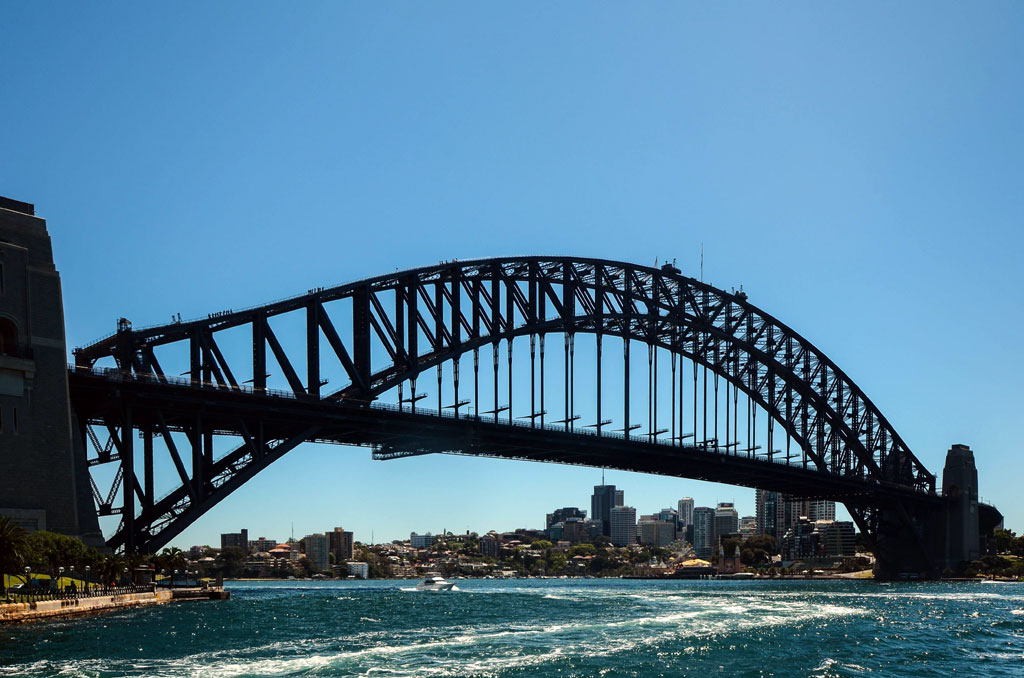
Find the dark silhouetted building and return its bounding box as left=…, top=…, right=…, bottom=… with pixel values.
left=221, top=529, right=249, bottom=551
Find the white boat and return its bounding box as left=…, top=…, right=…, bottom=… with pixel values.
left=416, top=573, right=457, bottom=591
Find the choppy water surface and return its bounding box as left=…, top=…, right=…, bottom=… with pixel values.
left=2, top=579, right=1023, bottom=677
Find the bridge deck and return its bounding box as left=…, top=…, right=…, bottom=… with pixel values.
left=69, top=368, right=935, bottom=509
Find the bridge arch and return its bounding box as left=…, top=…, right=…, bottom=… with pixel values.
left=71, top=257, right=935, bottom=555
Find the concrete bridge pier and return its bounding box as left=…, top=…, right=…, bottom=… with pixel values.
left=0, top=197, right=103, bottom=548
left=941, top=444, right=982, bottom=567
left=873, top=443, right=999, bottom=580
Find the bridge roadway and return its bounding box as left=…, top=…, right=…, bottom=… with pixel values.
left=69, top=366, right=941, bottom=544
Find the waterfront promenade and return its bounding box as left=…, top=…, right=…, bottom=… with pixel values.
left=0, top=586, right=228, bottom=624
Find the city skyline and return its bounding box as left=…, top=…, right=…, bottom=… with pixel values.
left=198, top=480, right=810, bottom=552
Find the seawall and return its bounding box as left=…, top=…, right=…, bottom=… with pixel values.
left=0, top=588, right=228, bottom=624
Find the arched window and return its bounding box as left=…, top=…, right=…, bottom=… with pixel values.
left=0, top=318, right=17, bottom=356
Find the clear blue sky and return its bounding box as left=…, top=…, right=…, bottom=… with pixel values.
left=2, top=3, right=1022, bottom=547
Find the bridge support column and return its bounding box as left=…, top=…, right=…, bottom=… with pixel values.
left=0, top=197, right=104, bottom=548
left=873, top=444, right=998, bottom=580
left=871, top=501, right=943, bottom=580
left=942, top=444, right=981, bottom=569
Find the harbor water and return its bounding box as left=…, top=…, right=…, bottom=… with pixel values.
left=2, top=579, right=1022, bottom=677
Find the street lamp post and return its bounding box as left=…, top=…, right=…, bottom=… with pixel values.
left=84, top=566, right=90, bottom=595
left=58, top=567, right=65, bottom=595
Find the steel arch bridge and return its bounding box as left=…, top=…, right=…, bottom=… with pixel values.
left=68, top=257, right=977, bottom=577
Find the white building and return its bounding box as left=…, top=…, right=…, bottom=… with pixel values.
left=346, top=561, right=370, bottom=579
left=610, top=506, right=637, bottom=546
left=410, top=532, right=434, bottom=549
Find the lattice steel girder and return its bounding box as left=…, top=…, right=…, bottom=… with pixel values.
left=70, top=370, right=939, bottom=554
left=73, top=257, right=935, bottom=496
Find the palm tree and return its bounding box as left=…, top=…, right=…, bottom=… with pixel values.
left=0, top=516, right=28, bottom=598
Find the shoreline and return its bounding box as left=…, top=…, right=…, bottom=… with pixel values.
left=0, top=587, right=229, bottom=625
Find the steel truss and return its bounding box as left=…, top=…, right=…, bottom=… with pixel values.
left=71, top=257, right=937, bottom=555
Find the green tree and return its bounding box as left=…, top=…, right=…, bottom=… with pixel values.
left=155, top=547, right=187, bottom=573
left=0, top=516, right=28, bottom=595
left=547, top=552, right=568, bottom=573
left=219, top=546, right=249, bottom=577
left=569, top=543, right=596, bottom=557
left=23, top=531, right=97, bottom=573
left=744, top=534, right=777, bottom=555
left=297, top=556, right=316, bottom=577
left=993, top=529, right=1016, bottom=554
left=531, top=540, right=553, bottom=550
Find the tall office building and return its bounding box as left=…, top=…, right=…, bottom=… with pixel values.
left=715, top=502, right=739, bottom=542
left=546, top=507, right=586, bottom=529
left=614, top=490, right=624, bottom=507
left=657, top=508, right=679, bottom=525
left=692, top=507, right=716, bottom=558
left=221, top=529, right=249, bottom=552
left=303, top=533, right=330, bottom=572
left=591, top=485, right=618, bottom=536
left=756, top=490, right=812, bottom=543
left=329, top=527, right=354, bottom=561
left=639, top=519, right=677, bottom=547
left=677, top=497, right=694, bottom=528
left=609, top=506, right=637, bottom=546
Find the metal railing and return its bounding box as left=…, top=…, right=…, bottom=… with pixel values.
left=4, top=583, right=153, bottom=603
left=70, top=364, right=894, bottom=480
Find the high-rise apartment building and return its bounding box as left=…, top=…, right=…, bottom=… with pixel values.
left=479, top=533, right=501, bottom=558
left=609, top=506, right=637, bottom=546
left=591, top=485, right=618, bottom=536
left=807, top=500, right=836, bottom=522
left=755, top=489, right=779, bottom=538
left=329, top=527, right=354, bottom=561
left=692, top=507, right=715, bottom=558
left=303, top=533, right=330, bottom=572
left=677, top=498, right=694, bottom=528
left=221, top=529, right=249, bottom=552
